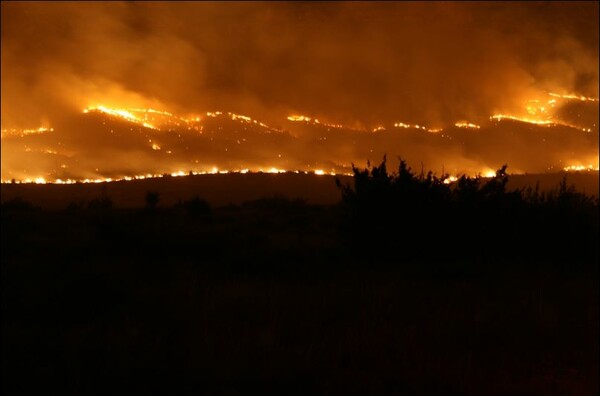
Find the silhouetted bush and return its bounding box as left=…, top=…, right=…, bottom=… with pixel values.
left=336, top=156, right=598, bottom=267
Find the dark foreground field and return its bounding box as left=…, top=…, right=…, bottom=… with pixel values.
left=1, top=167, right=598, bottom=395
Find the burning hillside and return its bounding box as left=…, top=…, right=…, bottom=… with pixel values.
left=1, top=91, right=598, bottom=184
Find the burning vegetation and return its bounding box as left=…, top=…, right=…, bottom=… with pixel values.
left=1, top=91, right=598, bottom=184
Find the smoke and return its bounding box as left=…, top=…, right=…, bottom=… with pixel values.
left=2, top=1, right=598, bottom=129
left=1, top=2, right=598, bottom=182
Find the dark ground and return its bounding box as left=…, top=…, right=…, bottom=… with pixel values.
left=1, top=173, right=598, bottom=395
left=1, top=171, right=597, bottom=209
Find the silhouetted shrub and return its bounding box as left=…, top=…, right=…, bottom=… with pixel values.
left=336, top=156, right=598, bottom=266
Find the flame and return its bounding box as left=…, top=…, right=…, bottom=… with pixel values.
left=490, top=114, right=592, bottom=132
left=490, top=114, right=556, bottom=126
left=563, top=164, right=599, bottom=172
left=82, top=106, right=283, bottom=134
left=2, top=90, right=597, bottom=184
left=1, top=126, right=53, bottom=138
left=454, top=122, right=481, bottom=129
left=393, top=121, right=443, bottom=133
left=86, top=106, right=147, bottom=125
left=288, top=115, right=315, bottom=122
left=287, top=114, right=345, bottom=130
left=1, top=167, right=352, bottom=185
left=490, top=92, right=597, bottom=132
left=443, top=176, right=458, bottom=185
left=549, top=93, right=599, bottom=102
left=394, top=122, right=425, bottom=130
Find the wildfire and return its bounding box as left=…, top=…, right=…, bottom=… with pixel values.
left=1, top=127, right=53, bottom=138
left=443, top=176, right=458, bottom=185
left=490, top=114, right=592, bottom=132
left=288, top=115, right=316, bottom=123
left=287, top=114, right=345, bottom=130
left=226, top=112, right=276, bottom=130
left=454, top=122, right=481, bottom=129
left=393, top=121, right=445, bottom=133
left=394, top=122, right=427, bottom=130
left=2, top=89, right=597, bottom=185
left=1, top=167, right=353, bottom=185
left=563, top=164, right=599, bottom=172
left=85, top=106, right=151, bottom=126
left=490, top=114, right=556, bottom=126
left=488, top=91, right=598, bottom=132
left=549, top=93, right=599, bottom=102
left=82, top=106, right=284, bottom=133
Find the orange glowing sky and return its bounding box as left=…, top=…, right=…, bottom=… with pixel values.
left=1, top=2, right=598, bottom=182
